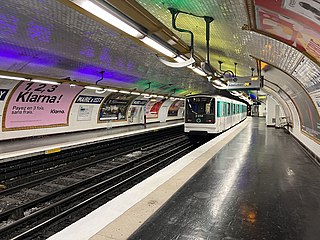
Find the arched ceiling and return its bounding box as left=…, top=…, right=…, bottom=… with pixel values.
left=0, top=0, right=319, bottom=101
left=0, top=0, right=213, bottom=96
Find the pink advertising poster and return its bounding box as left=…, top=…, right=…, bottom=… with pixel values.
left=254, top=0, right=320, bottom=62
left=3, top=81, right=83, bottom=130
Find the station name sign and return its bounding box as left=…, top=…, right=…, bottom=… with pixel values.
left=223, top=76, right=263, bottom=90
left=75, top=95, right=104, bottom=104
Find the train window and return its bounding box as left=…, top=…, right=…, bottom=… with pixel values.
left=185, top=96, right=216, bottom=123
left=217, top=101, right=222, bottom=117
left=186, top=97, right=215, bottom=115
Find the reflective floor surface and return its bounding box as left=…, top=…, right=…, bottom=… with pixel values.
left=129, top=118, right=320, bottom=240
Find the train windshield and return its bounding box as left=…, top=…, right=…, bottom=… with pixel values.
left=185, top=97, right=215, bottom=123
left=187, top=97, right=215, bottom=114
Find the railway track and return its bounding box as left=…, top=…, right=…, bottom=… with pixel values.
left=0, top=126, right=196, bottom=239
left=0, top=126, right=182, bottom=186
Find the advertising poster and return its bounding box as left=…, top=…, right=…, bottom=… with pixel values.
left=254, top=0, right=320, bottom=62
left=3, top=82, right=83, bottom=130
left=168, top=100, right=184, bottom=116
left=99, top=92, right=136, bottom=121
left=283, top=0, right=320, bottom=25
left=146, top=98, right=166, bottom=119
left=77, top=105, right=93, bottom=121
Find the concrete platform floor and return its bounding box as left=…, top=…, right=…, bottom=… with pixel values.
left=129, top=118, right=320, bottom=240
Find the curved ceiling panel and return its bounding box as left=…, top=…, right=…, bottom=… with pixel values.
left=263, top=67, right=319, bottom=141
left=263, top=86, right=293, bottom=122
left=135, top=0, right=320, bottom=94
left=292, top=56, right=320, bottom=93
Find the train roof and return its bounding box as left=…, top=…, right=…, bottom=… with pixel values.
left=186, top=94, right=247, bottom=104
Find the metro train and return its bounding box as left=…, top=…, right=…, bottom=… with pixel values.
left=184, top=94, right=247, bottom=136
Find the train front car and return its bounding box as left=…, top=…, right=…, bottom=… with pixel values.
left=184, top=95, right=217, bottom=136
left=184, top=94, right=247, bottom=140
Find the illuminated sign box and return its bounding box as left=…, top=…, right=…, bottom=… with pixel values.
left=223, top=76, right=263, bottom=90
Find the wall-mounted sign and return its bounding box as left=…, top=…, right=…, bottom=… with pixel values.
left=223, top=76, right=263, bottom=90
left=3, top=82, right=83, bottom=130
left=77, top=105, right=93, bottom=121
left=75, top=95, right=104, bottom=104
left=132, top=99, right=148, bottom=106
left=0, top=89, right=9, bottom=101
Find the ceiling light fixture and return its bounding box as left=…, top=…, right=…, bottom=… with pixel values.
left=71, top=0, right=144, bottom=38
left=96, top=89, right=108, bottom=94
left=119, top=90, right=130, bottom=94
left=130, top=92, right=141, bottom=95
left=192, top=67, right=207, bottom=76
left=140, top=36, right=176, bottom=58
left=212, top=79, right=225, bottom=87
left=84, top=86, right=103, bottom=90
left=106, top=88, right=118, bottom=92
left=31, top=79, right=61, bottom=85
left=158, top=54, right=195, bottom=68
left=0, top=75, right=29, bottom=81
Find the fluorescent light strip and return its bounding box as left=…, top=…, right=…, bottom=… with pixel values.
left=119, top=90, right=130, bottom=94
left=0, top=75, right=29, bottom=81
left=157, top=95, right=164, bottom=98
left=212, top=80, right=225, bottom=87
left=141, top=93, right=149, bottom=96
left=84, top=86, right=103, bottom=90
left=130, top=92, right=141, bottom=95
left=106, top=88, right=118, bottom=92
left=31, top=79, right=60, bottom=85
left=174, top=56, right=187, bottom=63
left=140, top=36, right=176, bottom=58
left=72, top=0, right=144, bottom=38
left=192, top=68, right=207, bottom=76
